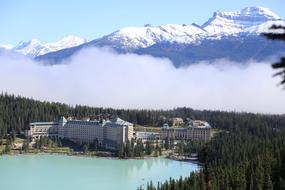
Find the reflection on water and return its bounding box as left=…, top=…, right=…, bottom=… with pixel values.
left=0, top=155, right=198, bottom=190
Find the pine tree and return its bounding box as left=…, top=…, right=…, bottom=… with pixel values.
left=263, top=174, right=273, bottom=190
left=277, top=177, right=285, bottom=190
left=4, top=137, right=12, bottom=153
left=82, top=143, right=89, bottom=154
left=22, top=140, right=29, bottom=153
left=93, top=138, right=98, bottom=151
left=164, top=138, right=170, bottom=150
left=125, top=140, right=131, bottom=157
left=145, top=141, right=153, bottom=155
left=202, top=147, right=211, bottom=190
left=118, top=143, right=125, bottom=158
left=263, top=25, right=285, bottom=85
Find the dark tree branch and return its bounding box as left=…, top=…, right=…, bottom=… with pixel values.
left=264, top=33, right=285, bottom=41
left=272, top=58, right=285, bottom=69
left=263, top=25, right=285, bottom=40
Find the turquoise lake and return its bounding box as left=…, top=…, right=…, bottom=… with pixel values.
left=0, top=155, right=198, bottom=190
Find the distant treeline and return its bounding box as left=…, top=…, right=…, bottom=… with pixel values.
left=1, top=93, right=285, bottom=138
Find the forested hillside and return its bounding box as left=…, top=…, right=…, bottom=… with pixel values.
left=142, top=110, right=285, bottom=190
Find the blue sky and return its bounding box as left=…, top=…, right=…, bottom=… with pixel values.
left=1, top=0, right=284, bottom=45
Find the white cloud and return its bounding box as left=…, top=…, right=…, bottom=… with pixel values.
left=0, top=47, right=284, bottom=114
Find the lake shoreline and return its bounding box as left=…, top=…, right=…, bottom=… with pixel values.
left=1, top=149, right=200, bottom=164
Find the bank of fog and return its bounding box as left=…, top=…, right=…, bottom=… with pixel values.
left=0, top=48, right=283, bottom=114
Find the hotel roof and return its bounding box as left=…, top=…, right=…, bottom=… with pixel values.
left=30, top=116, right=133, bottom=128
left=112, top=117, right=133, bottom=126
left=30, top=122, right=57, bottom=126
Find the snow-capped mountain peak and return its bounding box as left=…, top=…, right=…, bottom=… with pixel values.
left=13, top=39, right=43, bottom=57
left=46, top=35, right=86, bottom=50
left=14, top=39, right=41, bottom=50
left=10, top=36, right=86, bottom=57
left=214, top=6, right=280, bottom=22
left=240, top=6, right=280, bottom=20
left=0, top=44, right=13, bottom=50
left=202, top=6, right=282, bottom=35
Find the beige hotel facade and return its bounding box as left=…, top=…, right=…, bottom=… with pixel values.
left=25, top=116, right=134, bottom=150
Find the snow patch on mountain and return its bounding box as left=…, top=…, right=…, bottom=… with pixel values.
left=246, top=20, right=285, bottom=34
left=45, top=36, right=86, bottom=51
left=102, top=24, right=208, bottom=49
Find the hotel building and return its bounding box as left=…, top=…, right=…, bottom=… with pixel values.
left=161, top=120, right=212, bottom=142
left=25, top=116, right=134, bottom=150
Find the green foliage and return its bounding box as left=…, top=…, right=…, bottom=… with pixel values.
left=4, top=137, right=12, bottom=153
left=34, top=137, right=60, bottom=149
left=164, top=138, right=169, bottom=150
left=119, top=139, right=156, bottom=158
left=92, top=139, right=99, bottom=151
left=22, top=140, right=29, bottom=152
left=145, top=141, right=153, bottom=155
left=82, top=143, right=89, bottom=154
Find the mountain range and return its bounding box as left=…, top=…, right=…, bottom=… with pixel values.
left=0, top=36, right=86, bottom=57
left=2, top=6, right=285, bottom=66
